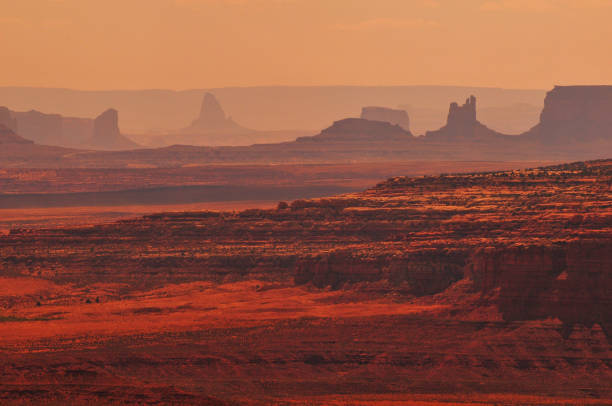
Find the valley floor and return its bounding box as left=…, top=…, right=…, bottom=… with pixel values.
left=1, top=278, right=611, bottom=405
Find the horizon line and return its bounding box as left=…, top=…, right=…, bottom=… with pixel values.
left=0, top=84, right=554, bottom=93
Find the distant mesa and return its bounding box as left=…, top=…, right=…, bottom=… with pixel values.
left=422, top=87, right=612, bottom=145
left=1, top=85, right=611, bottom=166
left=1, top=106, right=141, bottom=150
left=12, top=109, right=64, bottom=146
left=288, top=86, right=612, bottom=153
left=182, top=93, right=250, bottom=135
left=299, top=117, right=413, bottom=142
left=94, top=109, right=121, bottom=140
left=524, top=85, right=612, bottom=142
left=118, top=92, right=313, bottom=147
left=0, top=85, right=548, bottom=136
left=88, top=108, right=140, bottom=151
left=361, top=106, right=410, bottom=132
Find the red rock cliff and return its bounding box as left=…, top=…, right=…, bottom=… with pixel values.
left=467, top=240, right=612, bottom=335
left=527, top=85, right=612, bottom=142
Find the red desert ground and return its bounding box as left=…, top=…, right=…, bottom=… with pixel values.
left=1, top=3, right=612, bottom=403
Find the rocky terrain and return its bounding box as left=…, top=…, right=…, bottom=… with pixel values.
left=0, top=159, right=610, bottom=404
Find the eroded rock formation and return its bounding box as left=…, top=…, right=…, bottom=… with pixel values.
left=197, top=93, right=228, bottom=129
left=448, top=95, right=477, bottom=127
left=423, top=95, right=506, bottom=141
left=525, top=85, right=612, bottom=142
left=360, top=106, right=410, bottom=131
left=182, top=93, right=249, bottom=135
left=1, top=86, right=611, bottom=165
left=88, top=108, right=140, bottom=150
left=93, top=109, right=120, bottom=140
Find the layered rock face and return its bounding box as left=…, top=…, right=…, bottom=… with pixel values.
left=468, top=240, right=612, bottom=334
left=527, top=85, right=612, bottom=142
left=295, top=251, right=464, bottom=295
left=182, top=93, right=249, bottom=135
left=360, top=106, right=410, bottom=131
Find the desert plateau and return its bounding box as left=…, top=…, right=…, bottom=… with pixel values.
left=2, top=1, right=612, bottom=404
left=0, top=159, right=610, bottom=405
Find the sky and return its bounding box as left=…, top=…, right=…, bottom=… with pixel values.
left=1, top=0, right=611, bottom=90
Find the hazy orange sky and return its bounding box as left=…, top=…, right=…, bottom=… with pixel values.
left=1, top=0, right=611, bottom=90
